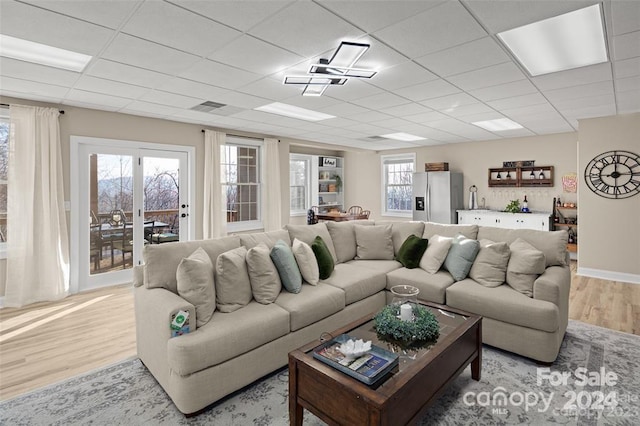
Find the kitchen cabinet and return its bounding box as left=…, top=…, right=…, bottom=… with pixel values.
left=457, top=210, right=550, bottom=231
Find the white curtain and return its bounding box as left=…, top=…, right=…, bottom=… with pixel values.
left=263, top=138, right=282, bottom=231
left=4, top=105, right=69, bottom=307
left=203, top=130, right=227, bottom=239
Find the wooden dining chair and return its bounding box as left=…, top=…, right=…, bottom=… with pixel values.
left=112, top=222, right=134, bottom=267
left=361, top=210, right=371, bottom=219
left=347, top=205, right=363, bottom=215
left=307, top=206, right=319, bottom=225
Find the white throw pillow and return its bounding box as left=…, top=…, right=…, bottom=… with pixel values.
left=469, top=239, right=511, bottom=287
left=419, top=234, right=453, bottom=274
left=246, top=243, right=282, bottom=304
left=506, top=238, right=546, bottom=297
left=291, top=238, right=320, bottom=285
left=215, top=246, right=253, bottom=312
left=176, top=247, right=215, bottom=327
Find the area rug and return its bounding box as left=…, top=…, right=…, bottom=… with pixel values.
left=1, top=320, right=638, bottom=425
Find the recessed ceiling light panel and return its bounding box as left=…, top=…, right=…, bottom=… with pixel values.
left=381, top=132, right=426, bottom=142
left=472, top=118, right=523, bottom=131
left=0, top=34, right=92, bottom=72
left=497, top=4, right=607, bottom=76
left=255, top=102, right=335, bottom=121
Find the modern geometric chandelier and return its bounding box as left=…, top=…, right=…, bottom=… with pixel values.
left=283, top=41, right=377, bottom=96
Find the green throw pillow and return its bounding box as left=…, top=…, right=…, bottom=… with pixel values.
left=270, top=240, right=302, bottom=293
left=311, top=236, right=335, bottom=280
left=443, top=234, right=481, bottom=281
left=395, top=235, right=429, bottom=269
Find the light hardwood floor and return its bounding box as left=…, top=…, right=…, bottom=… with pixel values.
left=1, top=262, right=638, bottom=401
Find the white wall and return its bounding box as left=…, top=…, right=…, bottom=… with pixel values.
left=577, top=113, right=640, bottom=282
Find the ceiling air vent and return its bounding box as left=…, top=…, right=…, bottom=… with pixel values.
left=360, top=135, right=388, bottom=142
left=191, top=101, right=227, bottom=113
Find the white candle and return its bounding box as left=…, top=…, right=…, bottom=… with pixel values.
left=400, top=304, right=412, bottom=321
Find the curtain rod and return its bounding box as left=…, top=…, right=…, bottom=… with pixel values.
left=0, top=103, right=65, bottom=114
left=201, top=129, right=279, bottom=142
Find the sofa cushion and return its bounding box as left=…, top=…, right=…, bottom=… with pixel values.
left=246, top=243, right=282, bottom=304
left=423, top=223, right=478, bottom=240
left=477, top=227, right=568, bottom=267
left=144, top=235, right=241, bottom=293
left=215, top=246, right=253, bottom=313
left=446, top=279, right=559, bottom=332
left=326, top=221, right=374, bottom=263
left=167, top=301, right=290, bottom=376
left=176, top=247, right=216, bottom=327
left=386, top=268, right=454, bottom=304
left=275, top=283, right=345, bottom=331
left=396, top=234, right=429, bottom=269
left=321, top=263, right=387, bottom=305
left=355, top=224, right=394, bottom=260
left=443, top=234, right=480, bottom=281
left=292, top=238, right=319, bottom=285
left=270, top=240, right=302, bottom=294
left=346, top=259, right=403, bottom=274
left=419, top=234, right=453, bottom=274
left=312, top=236, right=335, bottom=280
left=507, top=238, right=546, bottom=297
left=286, top=223, right=337, bottom=262
left=240, top=229, right=291, bottom=249
left=376, top=221, right=425, bottom=256
left=468, top=239, right=510, bottom=287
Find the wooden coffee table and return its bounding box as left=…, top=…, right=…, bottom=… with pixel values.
left=288, top=301, right=482, bottom=425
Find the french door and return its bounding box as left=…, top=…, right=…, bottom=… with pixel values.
left=71, top=136, right=194, bottom=292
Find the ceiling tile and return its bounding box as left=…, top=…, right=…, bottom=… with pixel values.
left=75, top=76, right=149, bottom=99
left=102, top=34, right=201, bottom=75
left=353, top=38, right=411, bottom=71
left=321, top=80, right=383, bottom=102
left=415, top=37, right=510, bottom=77
left=211, top=91, right=270, bottom=109
left=531, top=63, right=613, bottom=91
left=447, top=62, right=526, bottom=91
left=65, top=89, right=132, bottom=109
left=500, top=103, right=558, bottom=119
left=419, top=93, right=478, bottom=110
left=615, top=76, right=640, bottom=93
left=0, top=76, right=69, bottom=98
left=404, top=110, right=451, bottom=124
left=208, top=35, right=304, bottom=75
left=122, top=100, right=182, bottom=116
left=248, top=2, right=364, bottom=57
left=442, top=102, right=494, bottom=118
left=616, top=90, right=640, bottom=113
left=317, top=0, right=445, bottom=33
left=179, top=59, right=261, bottom=90
left=487, top=93, right=549, bottom=110
left=543, top=81, right=614, bottom=103
left=373, top=117, right=415, bottom=131
left=347, top=110, right=394, bottom=123
left=378, top=102, right=433, bottom=117
left=0, top=57, right=80, bottom=87
left=456, top=111, right=505, bottom=124
left=469, top=80, right=539, bottom=102
left=611, top=0, right=640, bottom=36
left=21, top=0, right=140, bottom=29
left=122, top=1, right=242, bottom=56
left=0, top=0, right=115, bottom=55
left=612, top=31, right=640, bottom=61
left=87, top=60, right=171, bottom=88
left=139, top=90, right=204, bottom=108
left=368, top=61, right=437, bottom=91
left=351, top=92, right=409, bottom=110
left=280, top=94, right=343, bottom=111
left=563, top=103, right=617, bottom=120
left=156, top=77, right=232, bottom=101
left=238, top=78, right=301, bottom=101
left=554, top=94, right=616, bottom=110
left=614, top=57, right=640, bottom=79
left=0, top=89, right=64, bottom=104
left=317, top=102, right=369, bottom=117
left=173, top=0, right=294, bottom=32
left=395, top=79, right=461, bottom=102
left=373, top=1, right=486, bottom=58
left=344, top=122, right=389, bottom=135
left=425, top=119, right=497, bottom=139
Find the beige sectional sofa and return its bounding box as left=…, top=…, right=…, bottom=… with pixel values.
left=134, top=220, right=570, bottom=415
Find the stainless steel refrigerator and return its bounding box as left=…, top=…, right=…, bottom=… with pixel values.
left=412, top=171, right=464, bottom=223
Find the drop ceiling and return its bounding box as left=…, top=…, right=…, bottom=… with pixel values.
left=0, top=0, right=638, bottom=151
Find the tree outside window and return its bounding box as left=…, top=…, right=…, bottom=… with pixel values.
left=382, top=154, right=415, bottom=216
left=221, top=144, right=260, bottom=224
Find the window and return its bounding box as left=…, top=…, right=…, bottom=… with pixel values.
left=221, top=139, right=262, bottom=230
left=382, top=154, right=415, bottom=217
left=289, top=154, right=311, bottom=215
left=0, top=108, right=9, bottom=249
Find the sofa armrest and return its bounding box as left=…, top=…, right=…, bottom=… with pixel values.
left=134, top=286, right=196, bottom=382
left=533, top=265, right=570, bottom=307
left=132, top=265, right=144, bottom=287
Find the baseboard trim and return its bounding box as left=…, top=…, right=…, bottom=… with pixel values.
left=577, top=267, right=640, bottom=285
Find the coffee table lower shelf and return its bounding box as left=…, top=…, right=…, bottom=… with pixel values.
left=288, top=302, right=482, bottom=426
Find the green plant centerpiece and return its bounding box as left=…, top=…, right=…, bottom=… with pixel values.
left=504, top=199, right=521, bottom=213
left=373, top=303, right=440, bottom=349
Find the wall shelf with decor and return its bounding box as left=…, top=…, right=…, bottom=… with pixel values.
left=315, top=156, right=344, bottom=213
left=553, top=205, right=578, bottom=256
left=488, top=166, right=554, bottom=188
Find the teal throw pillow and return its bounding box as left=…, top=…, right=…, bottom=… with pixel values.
left=395, top=234, right=429, bottom=269
left=443, top=234, right=481, bottom=281
left=270, top=240, right=302, bottom=293
left=311, top=236, right=335, bottom=280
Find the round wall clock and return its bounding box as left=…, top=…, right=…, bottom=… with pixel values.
left=584, top=150, right=640, bottom=199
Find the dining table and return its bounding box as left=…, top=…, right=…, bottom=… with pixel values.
left=315, top=212, right=368, bottom=222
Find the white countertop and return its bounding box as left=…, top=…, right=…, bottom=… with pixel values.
left=457, top=209, right=552, bottom=215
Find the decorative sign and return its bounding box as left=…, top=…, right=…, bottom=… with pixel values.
left=562, top=173, right=578, bottom=193
left=320, top=156, right=337, bottom=167
left=503, top=160, right=535, bottom=167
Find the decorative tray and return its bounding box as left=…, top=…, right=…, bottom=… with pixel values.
left=312, top=334, right=399, bottom=385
